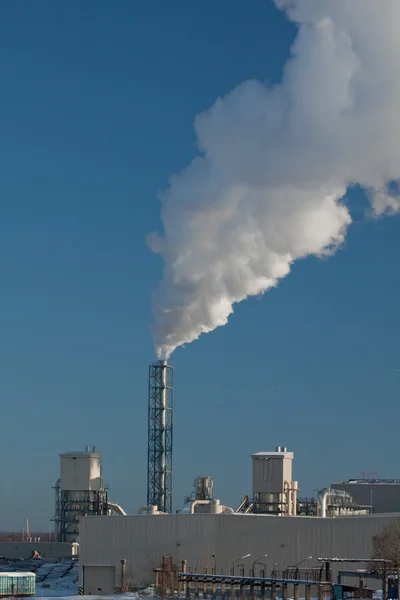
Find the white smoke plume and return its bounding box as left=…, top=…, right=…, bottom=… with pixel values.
left=148, top=0, right=400, bottom=360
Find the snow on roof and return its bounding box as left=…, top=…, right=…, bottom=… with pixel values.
left=0, top=572, right=36, bottom=577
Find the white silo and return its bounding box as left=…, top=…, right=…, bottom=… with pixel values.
left=251, top=446, right=296, bottom=515
left=54, top=447, right=109, bottom=542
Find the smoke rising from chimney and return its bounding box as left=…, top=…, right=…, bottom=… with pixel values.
left=148, top=0, right=400, bottom=360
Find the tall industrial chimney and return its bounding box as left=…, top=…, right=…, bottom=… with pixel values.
left=147, top=360, right=173, bottom=513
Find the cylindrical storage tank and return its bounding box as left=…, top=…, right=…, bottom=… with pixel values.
left=194, top=476, right=214, bottom=500
left=209, top=499, right=221, bottom=514
left=256, top=492, right=274, bottom=513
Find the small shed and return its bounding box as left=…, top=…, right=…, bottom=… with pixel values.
left=0, top=572, right=36, bottom=597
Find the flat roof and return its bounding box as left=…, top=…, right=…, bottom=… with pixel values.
left=252, top=452, right=293, bottom=458
left=334, top=479, right=400, bottom=485
left=0, top=572, right=36, bottom=577
left=60, top=451, right=101, bottom=458
left=82, top=511, right=400, bottom=521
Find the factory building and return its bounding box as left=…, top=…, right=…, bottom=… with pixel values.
left=68, top=361, right=400, bottom=592
left=79, top=512, right=399, bottom=591
left=77, top=447, right=399, bottom=592
left=332, top=479, right=400, bottom=514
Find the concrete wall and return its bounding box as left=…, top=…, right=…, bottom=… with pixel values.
left=333, top=483, right=400, bottom=514
left=79, top=513, right=400, bottom=586
left=0, top=542, right=76, bottom=559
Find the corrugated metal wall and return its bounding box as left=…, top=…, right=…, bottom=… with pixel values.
left=79, top=513, right=400, bottom=586
left=332, top=484, right=400, bottom=514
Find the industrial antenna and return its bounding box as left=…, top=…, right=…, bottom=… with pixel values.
left=147, top=360, right=173, bottom=513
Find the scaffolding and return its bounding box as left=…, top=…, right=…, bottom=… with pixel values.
left=147, top=360, right=173, bottom=514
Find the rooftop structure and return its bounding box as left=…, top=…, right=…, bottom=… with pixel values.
left=332, top=479, right=400, bottom=514
left=53, top=448, right=125, bottom=543
left=251, top=446, right=297, bottom=515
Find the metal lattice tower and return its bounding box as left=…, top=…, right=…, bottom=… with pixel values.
left=147, top=360, right=173, bottom=513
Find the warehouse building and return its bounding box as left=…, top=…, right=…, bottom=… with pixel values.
left=332, top=479, right=400, bottom=514
left=79, top=512, right=399, bottom=591
left=75, top=445, right=400, bottom=592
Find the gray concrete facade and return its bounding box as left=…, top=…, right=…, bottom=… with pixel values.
left=0, top=541, right=77, bottom=559
left=79, top=513, right=400, bottom=586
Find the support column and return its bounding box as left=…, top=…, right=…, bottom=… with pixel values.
left=212, top=582, right=217, bottom=600
left=250, top=582, right=255, bottom=600
left=230, top=582, right=235, bottom=600
left=239, top=583, right=244, bottom=600
left=382, top=569, right=388, bottom=600
left=325, top=561, right=331, bottom=583
left=272, top=582, right=277, bottom=600
left=120, top=559, right=126, bottom=593
left=155, top=570, right=161, bottom=597
left=294, top=583, right=299, bottom=600
left=282, top=583, right=287, bottom=600
left=260, top=582, right=265, bottom=600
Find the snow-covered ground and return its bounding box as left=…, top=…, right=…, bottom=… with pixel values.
left=0, top=558, right=388, bottom=600
left=35, top=589, right=155, bottom=600
left=34, top=561, right=155, bottom=599
left=35, top=595, right=152, bottom=600
left=0, top=556, right=155, bottom=599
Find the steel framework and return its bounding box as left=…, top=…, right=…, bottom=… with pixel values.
left=147, top=360, right=173, bottom=513
left=52, top=483, right=109, bottom=542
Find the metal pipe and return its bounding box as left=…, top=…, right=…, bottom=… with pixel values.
left=284, top=481, right=291, bottom=515
left=138, top=505, right=159, bottom=515
left=189, top=500, right=235, bottom=514
left=221, top=505, right=235, bottom=514
left=120, top=559, right=126, bottom=592
left=292, top=481, right=298, bottom=516
left=318, top=489, right=330, bottom=518
left=190, top=500, right=213, bottom=514
left=108, top=501, right=127, bottom=516
left=160, top=359, right=167, bottom=512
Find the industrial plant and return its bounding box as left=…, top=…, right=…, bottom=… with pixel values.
left=61, top=361, right=400, bottom=592
left=1, top=359, right=400, bottom=597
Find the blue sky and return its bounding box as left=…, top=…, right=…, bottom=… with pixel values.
left=0, top=1, right=399, bottom=530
